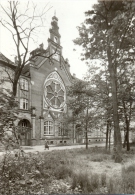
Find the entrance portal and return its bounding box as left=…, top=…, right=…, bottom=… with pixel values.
left=18, top=119, right=31, bottom=146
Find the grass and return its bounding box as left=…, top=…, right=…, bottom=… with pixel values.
left=0, top=147, right=135, bottom=194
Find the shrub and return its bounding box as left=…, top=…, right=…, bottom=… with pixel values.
left=107, top=177, right=122, bottom=194
left=0, top=150, right=68, bottom=194
left=107, top=163, right=135, bottom=194
left=121, top=163, right=135, bottom=194
left=101, top=173, right=106, bottom=186
left=53, top=164, right=73, bottom=179
left=71, top=171, right=100, bottom=193
left=90, top=153, right=109, bottom=162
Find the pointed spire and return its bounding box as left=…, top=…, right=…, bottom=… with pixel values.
left=54, top=10, right=56, bottom=17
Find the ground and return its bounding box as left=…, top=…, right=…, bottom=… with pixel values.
left=0, top=143, right=135, bottom=194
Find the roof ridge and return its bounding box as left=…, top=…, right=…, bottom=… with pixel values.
left=0, top=52, right=14, bottom=65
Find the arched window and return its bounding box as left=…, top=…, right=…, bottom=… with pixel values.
left=44, top=121, right=53, bottom=135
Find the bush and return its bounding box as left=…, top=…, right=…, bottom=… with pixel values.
left=53, top=164, right=73, bottom=179
left=90, top=153, right=109, bottom=162
left=121, top=163, right=135, bottom=194
left=0, top=150, right=70, bottom=194
left=107, top=163, right=135, bottom=194
left=71, top=171, right=100, bottom=193
left=101, top=173, right=106, bottom=186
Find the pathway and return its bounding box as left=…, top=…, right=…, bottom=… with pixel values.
left=0, top=143, right=106, bottom=156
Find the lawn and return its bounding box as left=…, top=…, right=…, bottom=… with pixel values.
left=0, top=147, right=135, bottom=194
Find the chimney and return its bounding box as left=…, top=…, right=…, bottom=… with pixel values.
left=39, top=43, right=44, bottom=49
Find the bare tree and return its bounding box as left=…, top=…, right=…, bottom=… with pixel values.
left=0, top=1, right=55, bottom=97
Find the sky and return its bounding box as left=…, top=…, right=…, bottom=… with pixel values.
left=0, top=0, right=97, bottom=79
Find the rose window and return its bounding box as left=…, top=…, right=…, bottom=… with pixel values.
left=45, top=81, right=65, bottom=108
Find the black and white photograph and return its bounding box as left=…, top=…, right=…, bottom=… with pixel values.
left=0, top=0, right=135, bottom=194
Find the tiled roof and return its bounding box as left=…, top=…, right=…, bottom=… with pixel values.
left=0, top=52, right=14, bottom=65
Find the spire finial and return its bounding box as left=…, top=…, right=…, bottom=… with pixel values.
left=54, top=10, right=56, bottom=16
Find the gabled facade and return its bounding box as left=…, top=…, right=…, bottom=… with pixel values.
left=0, top=16, right=73, bottom=146
left=2, top=16, right=134, bottom=146
left=17, top=16, right=73, bottom=145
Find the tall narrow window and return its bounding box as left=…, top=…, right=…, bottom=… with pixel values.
left=20, top=98, right=28, bottom=110
left=58, top=123, right=67, bottom=136
left=20, top=78, right=29, bottom=110
left=20, top=78, right=28, bottom=90
left=44, top=121, right=53, bottom=135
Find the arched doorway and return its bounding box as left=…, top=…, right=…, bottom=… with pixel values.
left=18, top=119, right=31, bottom=146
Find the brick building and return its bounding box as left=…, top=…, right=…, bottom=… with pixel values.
left=0, top=16, right=73, bottom=146
left=0, top=15, right=118, bottom=146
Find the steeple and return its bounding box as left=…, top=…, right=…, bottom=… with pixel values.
left=49, top=15, right=61, bottom=45
left=48, top=15, right=63, bottom=62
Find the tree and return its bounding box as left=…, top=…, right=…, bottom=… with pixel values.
left=67, top=79, right=98, bottom=149
left=117, top=57, right=135, bottom=151
left=74, top=1, right=135, bottom=152
left=57, top=113, right=72, bottom=143
left=0, top=89, right=20, bottom=148
left=0, top=1, right=53, bottom=97
left=84, top=61, right=113, bottom=150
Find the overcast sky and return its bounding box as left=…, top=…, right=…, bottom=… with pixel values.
left=0, top=0, right=97, bottom=79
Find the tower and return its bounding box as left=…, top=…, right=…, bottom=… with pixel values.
left=48, top=16, right=63, bottom=62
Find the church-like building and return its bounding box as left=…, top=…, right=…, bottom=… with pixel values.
left=17, top=15, right=74, bottom=145
left=0, top=16, right=107, bottom=146
left=0, top=16, right=75, bottom=146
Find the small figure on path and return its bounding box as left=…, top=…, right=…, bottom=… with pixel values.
left=44, top=139, right=49, bottom=150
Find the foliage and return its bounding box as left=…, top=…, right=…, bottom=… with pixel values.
left=121, top=163, right=135, bottom=194
left=71, top=171, right=99, bottom=193
left=90, top=153, right=109, bottom=162
left=53, top=164, right=73, bottom=180
left=0, top=89, right=20, bottom=148
left=84, top=62, right=113, bottom=150
left=74, top=0, right=135, bottom=151
left=0, top=147, right=135, bottom=194
left=67, top=79, right=99, bottom=149
left=107, top=163, right=135, bottom=194
left=0, top=150, right=72, bottom=194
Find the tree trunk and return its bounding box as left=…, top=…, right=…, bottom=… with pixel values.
left=106, top=121, right=109, bottom=150
left=123, top=136, right=126, bottom=148
left=109, top=128, right=111, bottom=151
left=85, top=107, right=88, bottom=149
left=13, top=76, right=19, bottom=97
left=122, top=101, right=130, bottom=151
left=126, top=121, right=130, bottom=151
left=85, top=130, right=88, bottom=149
left=107, top=47, right=122, bottom=152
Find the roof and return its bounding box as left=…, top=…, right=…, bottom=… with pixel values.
left=0, top=52, right=14, bottom=65
left=21, top=64, right=30, bottom=77
left=0, top=52, right=30, bottom=77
